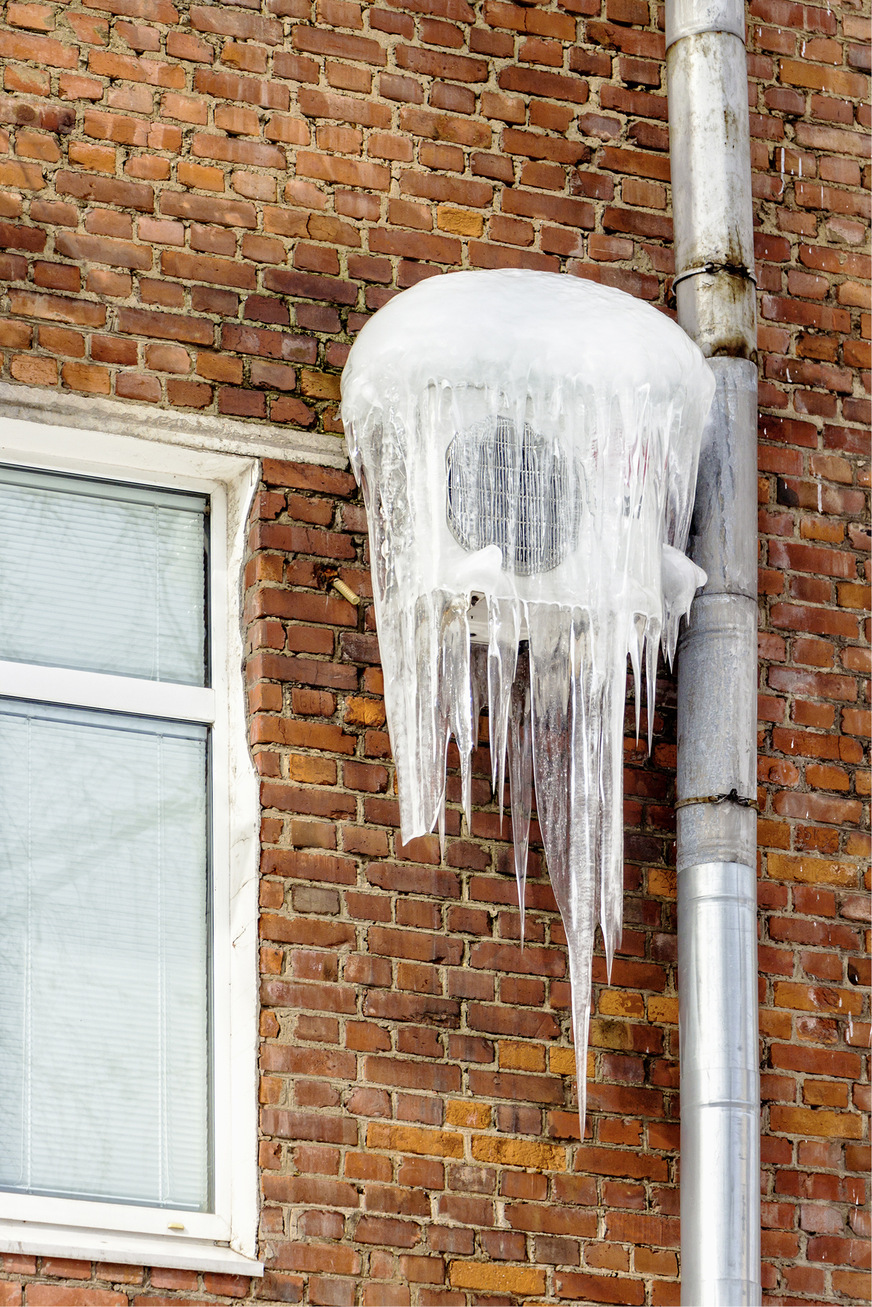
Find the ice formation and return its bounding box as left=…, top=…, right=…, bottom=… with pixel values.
left=341, top=269, right=715, bottom=1129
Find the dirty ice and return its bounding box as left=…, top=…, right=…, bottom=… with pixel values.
left=341, top=269, right=715, bottom=1130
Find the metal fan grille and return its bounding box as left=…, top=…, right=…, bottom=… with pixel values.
left=445, top=418, right=577, bottom=576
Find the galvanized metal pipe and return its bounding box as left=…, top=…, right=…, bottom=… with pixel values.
left=667, top=0, right=761, bottom=1302
left=666, top=0, right=757, bottom=359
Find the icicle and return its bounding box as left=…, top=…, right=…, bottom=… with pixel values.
left=566, top=952, right=592, bottom=1136
left=470, top=641, right=488, bottom=736
left=597, top=613, right=627, bottom=980
left=528, top=607, right=599, bottom=1073
left=437, top=794, right=446, bottom=861
left=412, top=593, right=450, bottom=837
left=487, top=596, right=521, bottom=815
left=507, top=645, right=533, bottom=943
left=629, top=612, right=647, bottom=743
left=340, top=269, right=715, bottom=1137
left=440, top=594, right=474, bottom=833
left=644, top=617, right=660, bottom=752
left=662, top=543, right=707, bottom=668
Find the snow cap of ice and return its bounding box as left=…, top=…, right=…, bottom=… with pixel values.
left=341, top=269, right=714, bottom=1131
left=343, top=267, right=707, bottom=405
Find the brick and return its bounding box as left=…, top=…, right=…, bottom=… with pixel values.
left=449, top=1264, right=546, bottom=1294
left=265, top=114, right=310, bottom=146
left=0, top=220, right=46, bottom=253
left=292, top=24, right=385, bottom=64
left=15, top=127, right=61, bottom=161
left=55, top=171, right=154, bottom=211
left=9, top=290, right=106, bottom=327
left=779, top=58, right=868, bottom=99
left=0, top=28, right=78, bottom=67
left=370, top=228, right=462, bottom=264
left=503, top=188, right=595, bottom=230
left=395, top=44, right=486, bottom=81
left=470, top=1136, right=567, bottom=1172
left=88, top=49, right=185, bottom=88
left=556, top=1272, right=645, bottom=1304
left=27, top=1293, right=126, bottom=1307
left=223, top=324, right=316, bottom=363
left=367, top=1123, right=463, bottom=1159
left=55, top=232, right=153, bottom=271
left=161, top=249, right=256, bottom=289
left=10, top=353, right=57, bottom=385
left=499, top=65, right=589, bottom=103
left=767, top=854, right=860, bottom=888
left=7, top=3, right=56, bottom=32
left=62, top=360, right=111, bottom=394
left=807, top=1236, right=871, bottom=1268
left=160, top=191, right=257, bottom=228
left=117, top=306, right=213, bottom=344
left=295, top=152, right=391, bottom=192
left=770, top=1106, right=865, bottom=1139
left=0, top=157, right=45, bottom=188
left=189, top=133, right=285, bottom=169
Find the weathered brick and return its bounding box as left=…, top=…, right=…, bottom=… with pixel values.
left=449, top=1263, right=546, bottom=1294
left=55, top=170, right=154, bottom=211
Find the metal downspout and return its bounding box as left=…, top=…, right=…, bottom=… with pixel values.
left=666, top=1, right=761, bottom=1304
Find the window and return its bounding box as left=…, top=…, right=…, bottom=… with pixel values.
left=0, top=413, right=262, bottom=1274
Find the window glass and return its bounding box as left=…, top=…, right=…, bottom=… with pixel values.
left=0, top=701, right=210, bottom=1210
left=0, top=468, right=208, bottom=686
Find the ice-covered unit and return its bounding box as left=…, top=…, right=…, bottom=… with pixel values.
left=341, top=268, right=715, bottom=1128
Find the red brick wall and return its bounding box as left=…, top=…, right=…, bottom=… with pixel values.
left=0, top=0, right=868, bottom=1304
left=242, top=455, right=689, bottom=1307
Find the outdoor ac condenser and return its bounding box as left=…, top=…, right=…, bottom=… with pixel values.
left=341, top=268, right=715, bottom=1128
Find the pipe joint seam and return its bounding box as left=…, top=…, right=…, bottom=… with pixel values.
left=689, top=585, right=758, bottom=602
left=666, top=0, right=747, bottom=48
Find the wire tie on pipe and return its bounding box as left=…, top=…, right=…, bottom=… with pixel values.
left=672, top=262, right=758, bottom=289
left=675, top=788, right=758, bottom=811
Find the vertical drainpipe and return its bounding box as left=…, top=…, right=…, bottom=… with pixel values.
left=666, top=0, right=761, bottom=1303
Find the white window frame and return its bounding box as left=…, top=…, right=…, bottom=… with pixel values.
left=0, top=412, right=263, bottom=1275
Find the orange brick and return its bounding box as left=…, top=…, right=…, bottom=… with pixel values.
left=770, top=1106, right=865, bottom=1139
left=449, top=1263, right=546, bottom=1294
left=9, top=353, right=57, bottom=385
left=366, top=1123, right=464, bottom=1159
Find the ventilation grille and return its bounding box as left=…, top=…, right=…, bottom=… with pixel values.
left=445, top=418, right=578, bottom=576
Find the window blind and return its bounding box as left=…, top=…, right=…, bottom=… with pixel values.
left=0, top=467, right=208, bottom=686
left=0, top=701, right=210, bottom=1210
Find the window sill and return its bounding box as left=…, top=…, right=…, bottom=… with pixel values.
left=0, top=1221, right=264, bottom=1276
left=0, top=379, right=348, bottom=468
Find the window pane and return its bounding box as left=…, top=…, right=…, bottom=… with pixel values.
left=0, top=467, right=208, bottom=686
left=0, top=700, right=210, bottom=1210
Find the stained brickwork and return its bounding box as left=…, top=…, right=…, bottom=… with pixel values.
left=0, top=0, right=868, bottom=1303
left=241, top=456, right=688, bottom=1307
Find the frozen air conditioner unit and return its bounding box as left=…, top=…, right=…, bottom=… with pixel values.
left=341, top=268, right=715, bottom=1128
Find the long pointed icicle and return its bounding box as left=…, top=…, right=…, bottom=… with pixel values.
left=528, top=605, right=599, bottom=1120
left=440, top=594, right=474, bottom=833
left=487, top=597, right=520, bottom=818
left=507, top=645, right=532, bottom=945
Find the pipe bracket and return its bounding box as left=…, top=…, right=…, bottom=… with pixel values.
left=675, top=789, right=758, bottom=811
left=672, top=262, right=757, bottom=291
